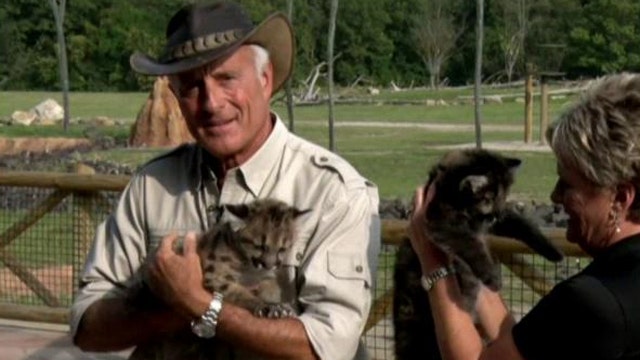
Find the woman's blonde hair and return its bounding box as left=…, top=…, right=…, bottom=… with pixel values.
left=546, top=73, right=640, bottom=220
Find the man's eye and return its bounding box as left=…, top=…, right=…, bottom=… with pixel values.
left=176, top=81, right=199, bottom=96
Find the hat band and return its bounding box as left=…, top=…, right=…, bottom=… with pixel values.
left=169, top=29, right=245, bottom=60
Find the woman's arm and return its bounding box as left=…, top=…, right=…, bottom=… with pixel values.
left=408, top=186, right=524, bottom=360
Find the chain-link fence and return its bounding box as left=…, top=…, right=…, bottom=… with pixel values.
left=0, top=173, right=589, bottom=359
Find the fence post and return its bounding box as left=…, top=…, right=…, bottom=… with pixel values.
left=524, top=70, right=534, bottom=144
left=72, top=163, right=96, bottom=297
left=539, top=75, right=549, bottom=144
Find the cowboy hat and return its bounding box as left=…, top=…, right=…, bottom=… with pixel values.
left=130, top=1, right=294, bottom=93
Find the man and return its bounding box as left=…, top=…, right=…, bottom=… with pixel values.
left=70, top=2, right=380, bottom=360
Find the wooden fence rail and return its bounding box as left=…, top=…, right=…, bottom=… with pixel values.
left=0, top=171, right=586, bottom=331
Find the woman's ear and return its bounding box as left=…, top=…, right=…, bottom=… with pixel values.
left=615, top=182, right=636, bottom=212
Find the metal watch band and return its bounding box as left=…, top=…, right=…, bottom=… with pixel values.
left=420, top=265, right=456, bottom=292
left=190, top=292, right=224, bottom=338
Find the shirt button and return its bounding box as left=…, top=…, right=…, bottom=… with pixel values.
left=207, top=205, right=217, bottom=212
left=319, top=156, right=328, bottom=162
left=355, top=265, right=363, bottom=273
left=296, top=252, right=303, bottom=261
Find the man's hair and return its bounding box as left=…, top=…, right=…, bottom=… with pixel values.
left=250, top=45, right=270, bottom=79
left=546, top=73, right=640, bottom=220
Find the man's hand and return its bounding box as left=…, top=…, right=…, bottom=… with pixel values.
left=146, top=232, right=212, bottom=319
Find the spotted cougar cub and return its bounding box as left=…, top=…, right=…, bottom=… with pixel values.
left=198, top=198, right=309, bottom=317
left=129, top=198, right=309, bottom=319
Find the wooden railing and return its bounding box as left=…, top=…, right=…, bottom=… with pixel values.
left=0, top=171, right=587, bottom=331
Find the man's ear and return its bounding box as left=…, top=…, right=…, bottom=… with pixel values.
left=261, top=61, right=274, bottom=99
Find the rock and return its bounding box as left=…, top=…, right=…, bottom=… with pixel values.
left=92, top=116, right=116, bottom=127
left=129, top=76, right=194, bottom=148
left=484, top=95, right=503, bottom=104
left=37, top=118, right=59, bottom=126
left=33, top=99, right=64, bottom=122
left=368, top=87, right=380, bottom=95
left=11, top=110, right=37, bottom=126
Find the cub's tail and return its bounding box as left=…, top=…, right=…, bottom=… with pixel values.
left=490, top=208, right=564, bottom=262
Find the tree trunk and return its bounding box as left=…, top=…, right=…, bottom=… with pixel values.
left=327, top=0, right=339, bottom=152
left=285, top=0, right=295, bottom=132
left=474, top=0, right=484, bottom=148
left=49, top=0, right=70, bottom=132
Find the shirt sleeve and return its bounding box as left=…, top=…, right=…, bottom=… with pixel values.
left=512, top=275, right=626, bottom=360
left=296, top=182, right=380, bottom=360
left=69, top=174, right=148, bottom=338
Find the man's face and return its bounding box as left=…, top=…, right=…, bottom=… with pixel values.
left=169, top=46, right=274, bottom=165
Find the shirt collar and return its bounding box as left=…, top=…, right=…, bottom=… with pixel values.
left=238, top=114, right=288, bottom=196
left=192, top=113, right=289, bottom=194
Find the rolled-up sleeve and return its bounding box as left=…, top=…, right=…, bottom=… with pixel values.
left=297, top=183, right=380, bottom=360
left=69, top=175, right=147, bottom=337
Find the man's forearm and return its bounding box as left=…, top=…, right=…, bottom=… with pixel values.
left=73, top=297, right=188, bottom=352
left=218, top=303, right=319, bottom=360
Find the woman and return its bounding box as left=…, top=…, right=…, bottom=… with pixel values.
left=409, top=73, right=640, bottom=360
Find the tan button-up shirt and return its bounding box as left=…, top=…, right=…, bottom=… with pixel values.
left=70, top=117, right=380, bottom=360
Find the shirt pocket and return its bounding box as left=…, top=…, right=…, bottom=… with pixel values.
left=327, top=250, right=370, bottom=289
left=278, top=229, right=312, bottom=303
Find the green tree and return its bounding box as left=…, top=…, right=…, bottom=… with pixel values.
left=326, top=0, right=394, bottom=85
left=412, top=0, right=466, bottom=88
left=1, top=0, right=58, bottom=90
left=564, top=0, right=640, bottom=76
left=384, top=0, right=429, bottom=87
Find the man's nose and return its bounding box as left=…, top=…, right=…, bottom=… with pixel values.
left=201, top=78, right=225, bottom=112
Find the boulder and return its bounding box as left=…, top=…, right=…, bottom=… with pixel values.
left=33, top=99, right=64, bottom=122
left=129, top=76, right=194, bottom=148
left=11, top=110, right=37, bottom=126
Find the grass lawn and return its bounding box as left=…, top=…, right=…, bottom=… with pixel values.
left=0, top=89, right=565, bottom=201
left=0, top=88, right=580, bottom=313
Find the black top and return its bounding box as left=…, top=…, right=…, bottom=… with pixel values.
left=512, top=234, right=640, bottom=360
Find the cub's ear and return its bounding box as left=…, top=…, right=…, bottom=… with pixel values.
left=460, top=175, right=489, bottom=194
left=224, top=203, right=251, bottom=219
left=506, top=157, right=522, bottom=174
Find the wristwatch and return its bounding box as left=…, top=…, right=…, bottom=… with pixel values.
left=191, top=292, right=224, bottom=338
left=420, top=265, right=456, bottom=292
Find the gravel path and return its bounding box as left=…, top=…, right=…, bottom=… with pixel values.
left=298, top=120, right=523, bottom=132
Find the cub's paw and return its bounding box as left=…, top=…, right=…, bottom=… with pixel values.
left=254, top=303, right=297, bottom=318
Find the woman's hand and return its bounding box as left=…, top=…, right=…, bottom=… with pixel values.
left=408, top=185, right=450, bottom=274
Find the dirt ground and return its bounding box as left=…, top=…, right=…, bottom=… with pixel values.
left=0, top=137, right=92, bottom=156
left=0, top=265, right=73, bottom=300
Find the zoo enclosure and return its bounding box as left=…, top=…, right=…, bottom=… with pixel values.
left=0, top=171, right=589, bottom=358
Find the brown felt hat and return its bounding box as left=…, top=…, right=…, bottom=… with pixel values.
left=130, top=1, right=294, bottom=92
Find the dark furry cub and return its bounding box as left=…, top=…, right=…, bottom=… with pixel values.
left=392, top=148, right=563, bottom=360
